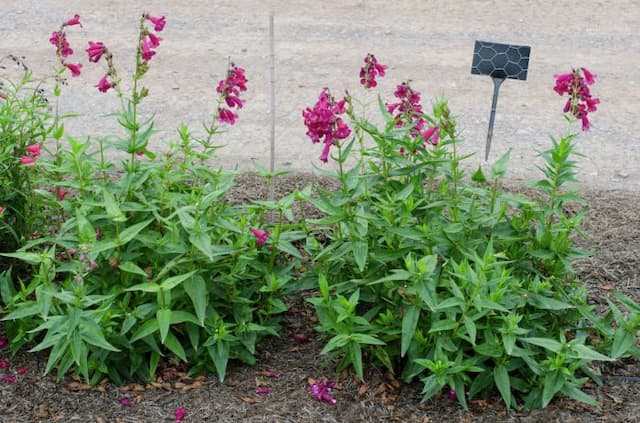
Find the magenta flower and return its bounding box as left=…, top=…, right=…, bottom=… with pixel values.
left=174, top=407, right=186, bottom=423
left=26, top=144, right=41, bottom=157
left=20, top=156, right=36, bottom=165
left=49, top=31, right=73, bottom=58
left=96, top=75, right=115, bottom=93
left=147, top=32, right=162, bottom=48
left=423, top=126, right=440, bottom=146
left=141, top=37, right=156, bottom=62
left=250, top=227, right=269, bottom=246
left=0, top=206, right=4, bottom=216
left=0, top=359, right=9, bottom=369
left=146, top=14, right=166, bottom=32
left=262, top=369, right=282, bottom=378
left=63, top=14, right=82, bottom=28
left=360, top=53, right=387, bottom=89
left=553, top=67, right=599, bottom=131
left=56, top=188, right=69, bottom=201
left=65, top=62, right=82, bottom=77
left=302, top=89, right=351, bottom=162
left=86, top=41, right=106, bottom=63
left=310, top=380, right=336, bottom=404
left=0, top=337, right=7, bottom=348
left=119, top=397, right=132, bottom=407
left=15, top=367, right=27, bottom=375
left=256, top=387, right=272, bottom=395
left=2, top=374, right=18, bottom=384
left=386, top=81, right=425, bottom=136
left=218, top=107, right=238, bottom=125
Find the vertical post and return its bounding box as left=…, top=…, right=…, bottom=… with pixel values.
left=485, top=77, right=504, bottom=161
left=269, top=13, right=276, bottom=174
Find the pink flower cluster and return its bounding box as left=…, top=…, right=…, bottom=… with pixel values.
left=141, top=14, right=166, bottom=63
left=360, top=53, right=387, bottom=89
left=386, top=82, right=440, bottom=146
left=20, top=144, right=41, bottom=166
left=85, top=41, right=118, bottom=93
left=553, top=67, right=600, bottom=131
left=302, top=89, right=351, bottom=162
left=250, top=227, right=269, bottom=246
left=0, top=338, right=28, bottom=385
left=216, top=64, right=248, bottom=125
left=310, top=379, right=336, bottom=404
left=49, top=14, right=83, bottom=77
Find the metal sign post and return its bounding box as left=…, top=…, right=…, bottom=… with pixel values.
left=471, top=40, right=531, bottom=160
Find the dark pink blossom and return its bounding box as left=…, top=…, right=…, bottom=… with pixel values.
left=20, top=156, right=36, bottom=165
left=256, top=387, right=272, bottom=395
left=360, top=53, right=387, bottom=89
left=2, top=374, right=17, bottom=384
left=0, top=206, right=4, bottom=215
left=310, top=380, right=336, bottom=404
left=0, top=337, right=7, bottom=348
left=262, top=369, right=281, bottom=378
left=141, top=37, right=156, bottom=62
left=423, top=126, right=440, bottom=146
left=386, top=81, right=426, bottom=137
left=0, top=359, right=9, bottom=369
left=63, top=14, right=82, bottom=28
left=49, top=31, right=73, bottom=58
left=119, top=397, right=132, bottom=407
left=174, top=407, right=186, bottom=422
left=56, top=188, right=69, bottom=201
left=65, top=62, right=82, bottom=77
left=218, top=107, right=238, bottom=125
left=26, top=144, right=41, bottom=157
left=553, top=67, right=599, bottom=131
left=96, top=75, right=115, bottom=93
left=86, top=41, right=106, bottom=63
left=302, top=89, right=351, bottom=162
left=147, top=32, right=162, bottom=48
left=146, top=14, right=166, bottom=32
left=15, top=367, right=27, bottom=375
left=250, top=227, right=269, bottom=246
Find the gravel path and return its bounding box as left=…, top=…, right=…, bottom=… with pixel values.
left=1, top=0, right=639, bottom=190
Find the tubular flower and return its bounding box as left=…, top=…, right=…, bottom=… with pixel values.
left=174, top=407, right=186, bottom=423
left=140, top=37, right=156, bottom=62
left=360, top=53, right=387, bottom=88
left=145, top=14, right=166, bottom=32
left=147, top=32, right=162, bottom=48
left=49, top=31, right=73, bottom=58
left=65, top=62, right=82, bottom=77
left=63, top=14, right=82, bottom=27
left=56, top=188, right=69, bottom=201
left=96, top=75, right=115, bottom=93
left=250, top=227, right=269, bottom=246
left=310, top=379, right=336, bottom=404
left=386, top=81, right=426, bottom=136
left=422, top=125, right=440, bottom=146
left=86, top=41, right=106, bottom=63
left=20, top=156, right=36, bottom=165
left=553, top=67, right=600, bottom=131
left=0, top=206, right=4, bottom=216
left=216, top=64, right=248, bottom=125
left=25, top=144, right=41, bottom=157
left=302, top=89, right=351, bottom=162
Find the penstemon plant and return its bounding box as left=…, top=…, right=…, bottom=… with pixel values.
left=1, top=13, right=303, bottom=385
left=302, top=59, right=640, bottom=410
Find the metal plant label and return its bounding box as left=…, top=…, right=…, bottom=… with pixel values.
left=471, top=40, right=531, bottom=160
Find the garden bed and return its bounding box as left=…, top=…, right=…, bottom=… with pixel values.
left=1, top=174, right=639, bottom=423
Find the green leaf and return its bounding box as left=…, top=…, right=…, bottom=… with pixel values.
left=611, top=327, right=636, bottom=359
left=189, top=232, right=213, bottom=261
left=3, top=303, right=40, bottom=320
left=528, top=294, right=574, bottom=310
left=472, top=165, right=487, bottom=183
left=559, top=384, right=599, bottom=407
left=542, top=369, right=564, bottom=408
left=208, top=341, right=230, bottom=382
left=125, top=282, right=160, bottom=293
left=428, top=319, right=457, bottom=333
left=420, top=374, right=445, bottom=402
left=164, top=331, right=187, bottom=362
left=117, top=219, right=153, bottom=246
left=157, top=309, right=171, bottom=344
left=352, top=241, right=368, bottom=273
left=320, top=334, right=350, bottom=354
left=491, top=150, right=510, bottom=179
left=522, top=337, right=563, bottom=353
left=0, top=252, right=42, bottom=265
left=184, top=275, right=207, bottom=325
left=349, top=341, right=364, bottom=381
left=463, top=316, right=477, bottom=345
left=103, top=190, right=126, bottom=222
left=401, top=306, right=420, bottom=357
left=570, top=344, right=614, bottom=362
left=160, top=271, right=197, bottom=291
left=130, top=319, right=159, bottom=342
left=118, top=261, right=149, bottom=278
left=169, top=310, right=200, bottom=325
left=350, top=334, right=385, bottom=346
left=277, top=239, right=303, bottom=259
left=493, top=365, right=511, bottom=408
left=81, top=329, right=120, bottom=352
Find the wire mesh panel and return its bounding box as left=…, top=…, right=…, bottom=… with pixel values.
left=471, top=40, right=530, bottom=80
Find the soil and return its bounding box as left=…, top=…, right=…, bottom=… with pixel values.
left=1, top=1, right=639, bottom=422
left=1, top=174, right=640, bottom=423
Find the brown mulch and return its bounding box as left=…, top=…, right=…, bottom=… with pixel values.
left=1, top=174, right=639, bottom=423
